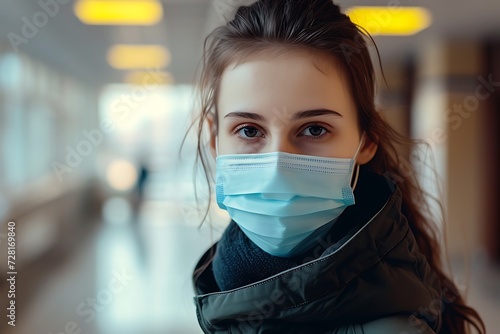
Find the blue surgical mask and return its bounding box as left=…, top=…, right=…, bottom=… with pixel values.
left=215, top=137, right=364, bottom=258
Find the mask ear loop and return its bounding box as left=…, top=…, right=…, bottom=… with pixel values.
left=215, top=135, right=219, bottom=156
left=351, top=134, right=365, bottom=190
left=351, top=164, right=361, bottom=190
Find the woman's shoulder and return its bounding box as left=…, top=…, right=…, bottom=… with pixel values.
left=334, top=316, right=436, bottom=334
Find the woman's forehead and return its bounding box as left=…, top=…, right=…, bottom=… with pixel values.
left=217, top=49, right=355, bottom=120
left=225, top=47, right=341, bottom=75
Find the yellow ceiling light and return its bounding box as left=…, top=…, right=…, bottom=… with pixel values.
left=124, top=71, right=174, bottom=86
left=107, top=44, right=171, bottom=69
left=74, top=0, right=163, bottom=26
left=346, top=7, right=432, bottom=36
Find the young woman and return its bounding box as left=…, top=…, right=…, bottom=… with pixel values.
left=190, top=0, right=485, bottom=332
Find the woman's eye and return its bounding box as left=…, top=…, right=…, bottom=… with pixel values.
left=301, top=125, right=327, bottom=137
left=236, top=126, right=263, bottom=138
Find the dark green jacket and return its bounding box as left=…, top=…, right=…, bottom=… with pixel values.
left=193, top=184, right=442, bottom=333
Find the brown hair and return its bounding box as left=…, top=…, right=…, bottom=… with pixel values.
left=189, top=0, right=485, bottom=332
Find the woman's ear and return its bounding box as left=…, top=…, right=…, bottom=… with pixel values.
left=356, top=136, right=378, bottom=165
left=207, top=115, right=217, bottom=158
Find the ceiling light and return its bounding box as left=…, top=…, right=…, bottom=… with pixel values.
left=346, top=7, right=432, bottom=36
left=107, top=44, right=170, bottom=70
left=74, top=0, right=163, bottom=26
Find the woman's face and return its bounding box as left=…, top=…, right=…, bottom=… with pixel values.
left=215, top=49, right=374, bottom=162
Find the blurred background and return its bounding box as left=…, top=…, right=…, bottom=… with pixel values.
left=0, top=0, right=499, bottom=333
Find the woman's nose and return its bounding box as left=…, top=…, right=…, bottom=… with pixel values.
left=268, top=135, right=300, bottom=154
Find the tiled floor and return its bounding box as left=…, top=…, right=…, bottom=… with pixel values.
left=450, top=251, right=500, bottom=333
left=3, top=197, right=224, bottom=334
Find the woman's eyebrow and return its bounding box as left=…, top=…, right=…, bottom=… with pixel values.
left=223, top=109, right=341, bottom=121
left=224, top=111, right=265, bottom=121
left=292, top=108, right=343, bottom=120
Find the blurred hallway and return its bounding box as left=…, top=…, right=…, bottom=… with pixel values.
left=1, top=169, right=226, bottom=334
